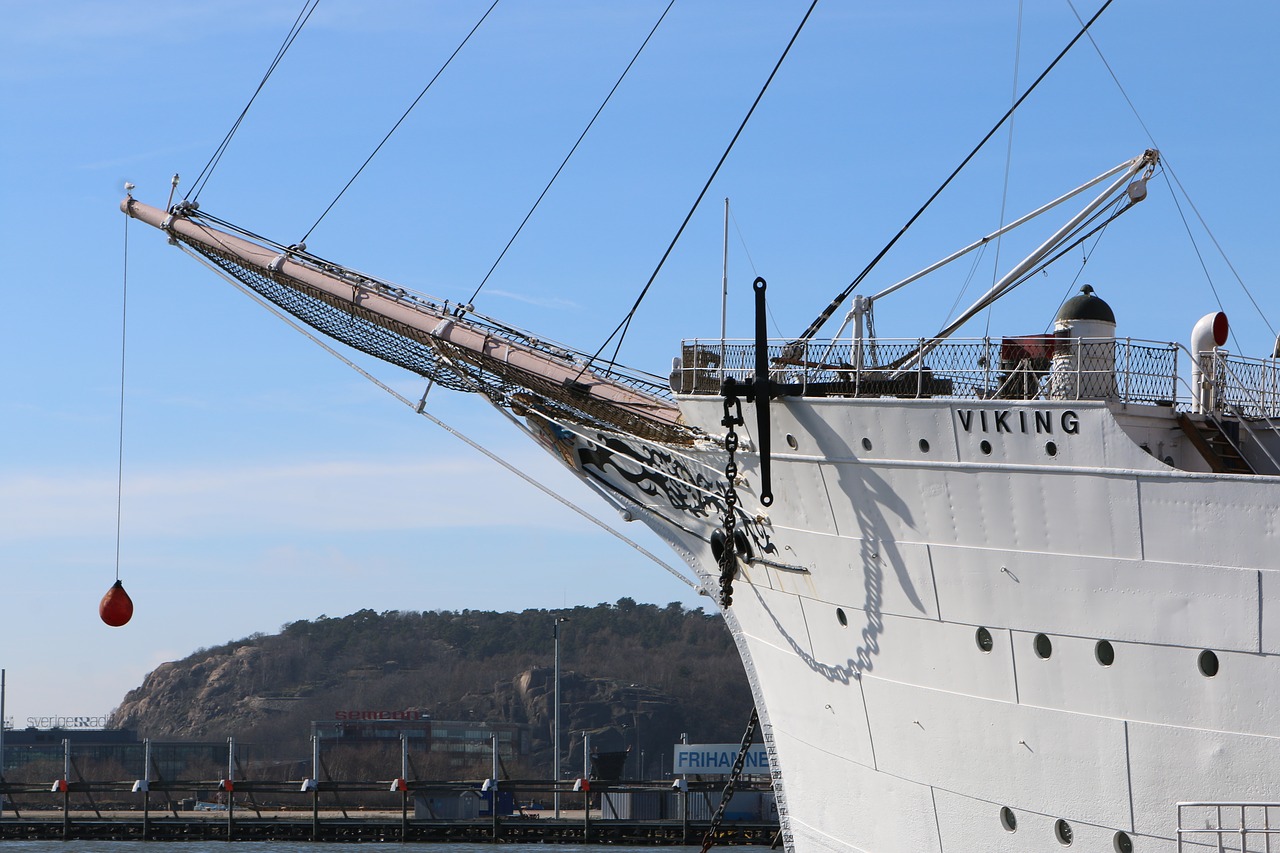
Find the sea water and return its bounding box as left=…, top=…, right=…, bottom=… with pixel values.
left=0, top=844, right=700, bottom=853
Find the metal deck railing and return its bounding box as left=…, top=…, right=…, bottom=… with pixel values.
left=675, top=337, right=1280, bottom=420
left=1178, top=802, right=1280, bottom=852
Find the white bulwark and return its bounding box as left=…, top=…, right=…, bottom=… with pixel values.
left=673, top=743, right=770, bottom=776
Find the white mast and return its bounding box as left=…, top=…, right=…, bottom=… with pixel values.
left=721, top=198, right=729, bottom=380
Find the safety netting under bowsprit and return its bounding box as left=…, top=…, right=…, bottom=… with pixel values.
left=180, top=234, right=696, bottom=447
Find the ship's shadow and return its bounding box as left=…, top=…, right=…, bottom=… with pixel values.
left=752, top=417, right=924, bottom=684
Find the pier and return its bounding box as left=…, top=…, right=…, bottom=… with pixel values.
left=0, top=778, right=780, bottom=845
left=0, top=814, right=779, bottom=844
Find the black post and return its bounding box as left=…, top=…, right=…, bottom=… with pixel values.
left=751, top=277, right=774, bottom=507
left=225, top=736, right=235, bottom=840
left=60, top=738, right=69, bottom=840
left=681, top=785, right=689, bottom=845
left=490, top=733, right=500, bottom=841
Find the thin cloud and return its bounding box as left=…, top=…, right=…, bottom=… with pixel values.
left=0, top=452, right=599, bottom=542
left=484, top=289, right=582, bottom=310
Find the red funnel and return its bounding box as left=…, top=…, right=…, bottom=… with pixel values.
left=100, top=579, right=134, bottom=627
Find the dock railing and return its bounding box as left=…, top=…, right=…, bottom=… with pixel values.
left=0, top=775, right=777, bottom=844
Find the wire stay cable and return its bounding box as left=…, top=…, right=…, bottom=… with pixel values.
left=589, top=0, right=822, bottom=375
left=301, top=0, right=501, bottom=244
left=1066, top=0, right=1274, bottom=345
left=114, top=201, right=133, bottom=581
left=466, top=0, right=677, bottom=308
left=174, top=243, right=700, bottom=592
left=984, top=0, right=1024, bottom=339
left=189, top=0, right=321, bottom=203
left=794, top=0, right=1115, bottom=346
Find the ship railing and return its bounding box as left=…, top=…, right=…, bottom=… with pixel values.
left=1170, top=343, right=1280, bottom=474
left=1201, top=349, right=1280, bottom=420
left=1177, top=801, right=1280, bottom=852
left=675, top=337, right=1179, bottom=406
left=677, top=338, right=1280, bottom=420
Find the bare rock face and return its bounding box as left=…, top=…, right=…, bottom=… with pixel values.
left=113, top=646, right=271, bottom=738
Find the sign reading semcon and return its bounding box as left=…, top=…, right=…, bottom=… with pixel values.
left=672, top=743, right=770, bottom=775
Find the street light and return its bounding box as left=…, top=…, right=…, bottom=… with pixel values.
left=553, top=616, right=570, bottom=818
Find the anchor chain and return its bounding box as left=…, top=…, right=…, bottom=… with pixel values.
left=699, top=707, right=761, bottom=853
left=718, top=383, right=745, bottom=607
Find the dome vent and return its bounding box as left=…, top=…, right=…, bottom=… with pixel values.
left=1050, top=284, right=1118, bottom=400
left=1056, top=284, right=1115, bottom=324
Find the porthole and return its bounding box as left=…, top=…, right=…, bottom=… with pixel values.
left=861, top=437, right=873, bottom=451
left=999, top=806, right=1017, bottom=832
left=1095, top=640, right=1115, bottom=667
left=918, top=438, right=930, bottom=453
left=786, top=433, right=798, bottom=450
left=836, top=608, right=848, bottom=627
left=1034, top=633, right=1053, bottom=659
left=1113, top=830, right=1134, bottom=853
left=1198, top=649, right=1220, bottom=678
left=1046, top=441, right=1059, bottom=456
left=1055, top=818, right=1074, bottom=846
left=975, top=627, right=994, bottom=653
left=980, top=439, right=993, bottom=455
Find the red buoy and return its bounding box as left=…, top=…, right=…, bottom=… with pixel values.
left=100, top=579, right=134, bottom=627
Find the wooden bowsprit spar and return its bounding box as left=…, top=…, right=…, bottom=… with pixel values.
left=121, top=198, right=696, bottom=448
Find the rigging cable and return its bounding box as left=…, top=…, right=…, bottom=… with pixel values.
left=465, top=0, right=677, bottom=308
left=726, top=207, right=787, bottom=337
left=984, top=0, right=1024, bottom=339
left=729, top=206, right=760, bottom=279
left=794, top=0, right=1115, bottom=345
left=973, top=193, right=1136, bottom=320
left=188, top=0, right=321, bottom=204
left=938, top=242, right=992, bottom=331
left=1065, top=0, right=1274, bottom=347
left=1046, top=194, right=1127, bottom=329
left=114, top=196, right=132, bottom=582
left=590, top=0, right=822, bottom=375
left=170, top=242, right=699, bottom=592
left=300, top=0, right=501, bottom=244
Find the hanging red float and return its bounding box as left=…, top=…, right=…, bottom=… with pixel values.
left=100, top=579, right=134, bottom=627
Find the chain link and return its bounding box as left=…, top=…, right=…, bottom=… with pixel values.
left=718, top=386, right=745, bottom=607
left=699, top=707, right=760, bottom=853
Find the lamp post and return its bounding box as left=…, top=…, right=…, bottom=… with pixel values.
left=553, top=616, right=569, bottom=818
left=1, top=668, right=6, bottom=822
left=631, top=693, right=649, bottom=780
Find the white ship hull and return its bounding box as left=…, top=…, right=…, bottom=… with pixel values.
left=125, top=186, right=1280, bottom=852
left=543, top=389, right=1280, bottom=853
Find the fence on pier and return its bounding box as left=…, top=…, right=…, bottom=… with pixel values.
left=0, top=776, right=778, bottom=845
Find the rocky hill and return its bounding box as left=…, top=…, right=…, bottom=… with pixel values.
left=109, top=599, right=754, bottom=776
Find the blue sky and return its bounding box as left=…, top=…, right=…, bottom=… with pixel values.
left=1, top=1, right=1277, bottom=728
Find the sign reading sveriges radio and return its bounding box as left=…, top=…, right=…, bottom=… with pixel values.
left=673, top=743, right=770, bottom=775
left=25, top=715, right=110, bottom=729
